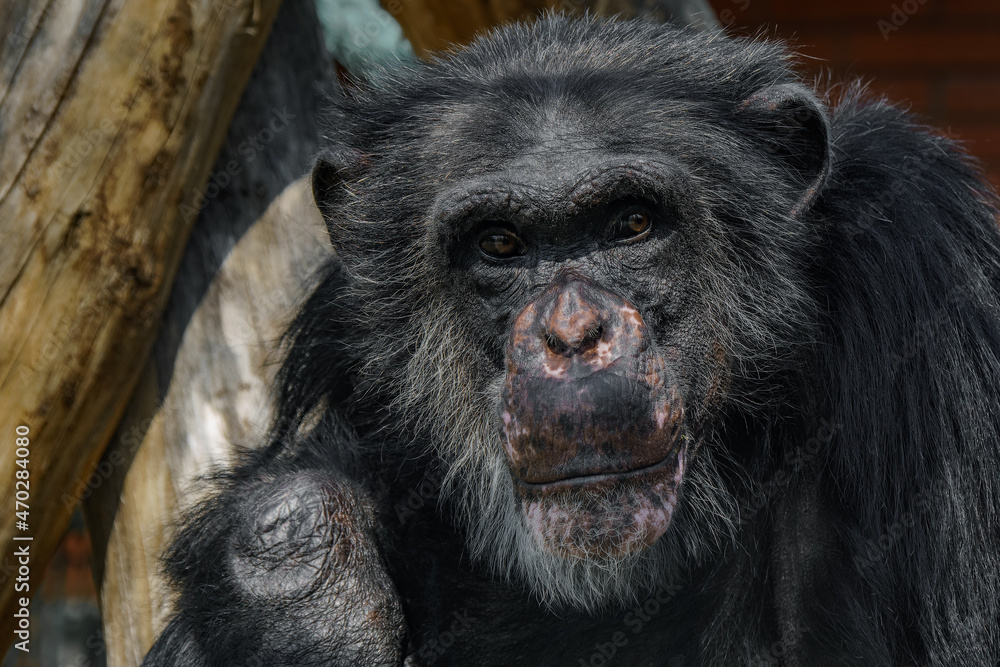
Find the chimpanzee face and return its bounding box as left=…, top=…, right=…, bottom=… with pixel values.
left=314, top=19, right=828, bottom=607
left=436, top=146, right=714, bottom=562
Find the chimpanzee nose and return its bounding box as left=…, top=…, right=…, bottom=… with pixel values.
left=534, top=278, right=648, bottom=370
left=543, top=281, right=606, bottom=357
left=506, top=275, right=650, bottom=376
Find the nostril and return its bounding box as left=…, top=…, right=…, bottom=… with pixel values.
left=577, top=324, right=604, bottom=354
left=545, top=332, right=572, bottom=357
left=545, top=324, right=604, bottom=357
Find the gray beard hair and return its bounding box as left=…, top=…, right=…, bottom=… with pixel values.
left=363, top=295, right=741, bottom=612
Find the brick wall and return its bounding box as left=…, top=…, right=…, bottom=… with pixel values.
left=709, top=0, right=1000, bottom=188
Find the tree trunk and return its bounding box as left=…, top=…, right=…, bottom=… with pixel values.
left=82, top=1, right=331, bottom=663
left=0, top=0, right=281, bottom=651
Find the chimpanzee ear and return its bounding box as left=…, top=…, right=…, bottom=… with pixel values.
left=738, top=83, right=831, bottom=218
left=311, top=145, right=368, bottom=239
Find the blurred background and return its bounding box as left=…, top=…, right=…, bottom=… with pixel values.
left=2, top=0, right=997, bottom=665
left=719, top=0, right=1000, bottom=187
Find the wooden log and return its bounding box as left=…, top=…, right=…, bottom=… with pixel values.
left=84, top=177, right=330, bottom=665
left=0, top=0, right=281, bottom=650
left=82, top=1, right=331, bottom=662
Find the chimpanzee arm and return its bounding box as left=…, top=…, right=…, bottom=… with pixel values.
left=142, top=468, right=406, bottom=667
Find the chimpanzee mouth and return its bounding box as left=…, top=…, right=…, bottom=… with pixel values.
left=500, top=371, right=688, bottom=558
left=501, top=371, right=686, bottom=484
left=515, top=443, right=687, bottom=560
left=511, top=439, right=685, bottom=492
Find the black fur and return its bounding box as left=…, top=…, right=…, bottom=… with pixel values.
left=144, top=15, right=1000, bottom=666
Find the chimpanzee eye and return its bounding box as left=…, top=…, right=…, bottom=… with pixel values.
left=609, top=206, right=654, bottom=242
left=478, top=228, right=525, bottom=258
left=627, top=211, right=651, bottom=234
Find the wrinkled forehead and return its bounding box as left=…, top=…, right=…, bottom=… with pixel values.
left=415, top=76, right=704, bottom=178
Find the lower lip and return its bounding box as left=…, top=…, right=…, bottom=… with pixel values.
left=512, top=444, right=684, bottom=494
left=519, top=446, right=687, bottom=559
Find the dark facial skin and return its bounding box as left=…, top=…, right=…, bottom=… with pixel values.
left=502, top=273, right=684, bottom=485
left=438, top=149, right=720, bottom=559
left=440, top=157, right=715, bottom=377
left=501, top=271, right=686, bottom=559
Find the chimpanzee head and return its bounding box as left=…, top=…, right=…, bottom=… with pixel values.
left=312, top=16, right=830, bottom=608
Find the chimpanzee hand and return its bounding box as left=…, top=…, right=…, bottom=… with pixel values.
left=143, top=471, right=406, bottom=666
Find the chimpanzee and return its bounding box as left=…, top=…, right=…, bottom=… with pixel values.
left=143, top=14, right=1000, bottom=667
